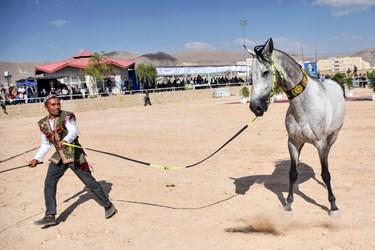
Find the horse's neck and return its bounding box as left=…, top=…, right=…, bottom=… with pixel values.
left=288, top=76, right=320, bottom=116
left=274, top=51, right=303, bottom=92
left=274, top=51, right=318, bottom=110
left=274, top=52, right=306, bottom=99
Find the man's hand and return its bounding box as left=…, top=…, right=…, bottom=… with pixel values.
left=57, top=140, right=67, bottom=148
left=29, top=159, right=39, bottom=168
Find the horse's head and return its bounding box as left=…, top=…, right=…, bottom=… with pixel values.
left=247, top=38, right=274, bottom=117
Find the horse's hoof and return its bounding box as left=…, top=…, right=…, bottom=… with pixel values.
left=329, top=209, right=340, bottom=218
left=283, top=208, right=292, bottom=218
left=283, top=210, right=292, bottom=218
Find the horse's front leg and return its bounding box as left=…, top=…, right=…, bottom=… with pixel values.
left=285, top=139, right=304, bottom=214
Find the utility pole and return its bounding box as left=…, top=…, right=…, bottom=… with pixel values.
left=301, top=45, right=305, bottom=64
left=240, top=19, right=248, bottom=82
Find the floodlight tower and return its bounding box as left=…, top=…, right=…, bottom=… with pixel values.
left=240, top=19, right=248, bottom=82
left=4, top=71, right=11, bottom=88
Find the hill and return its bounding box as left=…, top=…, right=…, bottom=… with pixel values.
left=1, top=48, right=374, bottom=83
left=353, top=48, right=375, bottom=67
left=104, top=50, right=245, bottom=66
left=0, top=50, right=247, bottom=82
left=0, top=62, right=47, bottom=84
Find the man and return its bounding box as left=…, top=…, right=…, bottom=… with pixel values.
left=106, top=78, right=112, bottom=94
left=29, top=94, right=116, bottom=227
left=119, top=77, right=124, bottom=94
left=144, top=91, right=152, bottom=106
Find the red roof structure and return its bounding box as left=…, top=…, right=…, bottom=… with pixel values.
left=35, top=50, right=135, bottom=75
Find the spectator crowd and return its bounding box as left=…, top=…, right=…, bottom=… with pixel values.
left=155, top=75, right=246, bottom=89
left=0, top=85, right=38, bottom=105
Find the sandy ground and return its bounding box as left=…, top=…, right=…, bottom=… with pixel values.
left=0, top=87, right=374, bottom=250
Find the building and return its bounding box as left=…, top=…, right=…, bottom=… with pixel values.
left=317, top=56, right=371, bottom=74
left=236, top=57, right=253, bottom=81
left=35, top=51, right=136, bottom=96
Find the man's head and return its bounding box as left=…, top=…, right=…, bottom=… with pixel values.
left=44, top=94, right=61, bottom=118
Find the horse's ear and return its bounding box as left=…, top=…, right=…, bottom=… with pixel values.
left=265, top=38, right=274, bottom=56
left=243, top=44, right=255, bottom=57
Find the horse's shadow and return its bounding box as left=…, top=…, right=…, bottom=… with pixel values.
left=56, top=180, right=113, bottom=224
left=231, top=160, right=329, bottom=211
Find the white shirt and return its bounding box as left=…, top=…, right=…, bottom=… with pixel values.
left=34, top=116, right=79, bottom=162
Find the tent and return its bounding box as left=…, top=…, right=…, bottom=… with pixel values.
left=16, top=77, right=36, bottom=87
left=156, top=65, right=249, bottom=76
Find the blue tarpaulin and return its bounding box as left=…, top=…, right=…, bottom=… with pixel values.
left=16, top=78, right=36, bottom=87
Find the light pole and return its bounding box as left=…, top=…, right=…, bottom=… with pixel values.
left=240, top=19, right=247, bottom=45
left=240, top=19, right=248, bottom=82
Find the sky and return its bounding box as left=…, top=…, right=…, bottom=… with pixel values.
left=0, top=0, right=375, bottom=62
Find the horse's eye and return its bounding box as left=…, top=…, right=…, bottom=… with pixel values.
left=262, top=70, right=270, bottom=77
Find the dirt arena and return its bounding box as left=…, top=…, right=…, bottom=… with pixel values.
left=1, top=88, right=374, bottom=249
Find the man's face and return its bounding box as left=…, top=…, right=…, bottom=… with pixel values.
left=45, top=98, right=61, bottom=118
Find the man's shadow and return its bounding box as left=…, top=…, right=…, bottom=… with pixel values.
left=231, top=160, right=329, bottom=211
left=56, top=180, right=113, bottom=224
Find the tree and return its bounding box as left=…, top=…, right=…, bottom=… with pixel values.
left=135, top=63, right=157, bottom=89
left=332, top=72, right=347, bottom=98
left=332, top=72, right=346, bottom=86
left=82, top=53, right=113, bottom=96
left=367, top=70, right=375, bottom=93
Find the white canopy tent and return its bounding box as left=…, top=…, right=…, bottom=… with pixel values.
left=156, top=65, right=249, bottom=76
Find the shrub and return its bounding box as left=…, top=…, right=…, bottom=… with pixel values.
left=367, top=70, right=375, bottom=93
left=240, top=86, right=250, bottom=97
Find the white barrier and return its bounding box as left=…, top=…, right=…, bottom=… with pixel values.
left=213, top=88, right=230, bottom=98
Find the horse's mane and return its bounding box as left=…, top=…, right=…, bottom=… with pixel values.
left=254, top=41, right=317, bottom=81
left=254, top=42, right=272, bottom=64
left=274, top=49, right=302, bottom=69
left=253, top=40, right=302, bottom=70
left=274, top=48, right=324, bottom=87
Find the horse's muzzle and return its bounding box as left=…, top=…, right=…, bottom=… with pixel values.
left=249, top=98, right=268, bottom=117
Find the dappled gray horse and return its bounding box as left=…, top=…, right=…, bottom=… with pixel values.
left=246, top=38, right=345, bottom=217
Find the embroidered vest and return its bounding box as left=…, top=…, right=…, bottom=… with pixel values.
left=38, top=111, right=89, bottom=170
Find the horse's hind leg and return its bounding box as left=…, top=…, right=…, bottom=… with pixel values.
left=285, top=139, right=304, bottom=214
left=317, top=142, right=339, bottom=217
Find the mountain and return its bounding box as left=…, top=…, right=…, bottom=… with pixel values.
left=170, top=50, right=245, bottom=66
left=105, top=49, right=375, bottom=68
left=106, top=51, right=179, bottom=66
left=353, top=48, right=375, bottom=67
left=0, top=62, right=47, bottom=84
left=104, top=50, right=245, bottom=66
left=1, top=48, right=374, bottom=83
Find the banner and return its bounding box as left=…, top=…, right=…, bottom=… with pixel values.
left=304, top=62, right=318, bottom=78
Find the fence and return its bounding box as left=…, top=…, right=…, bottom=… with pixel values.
left=2, top=82, right=249, bottom=106
left=0, top=86, right=244, bottom=119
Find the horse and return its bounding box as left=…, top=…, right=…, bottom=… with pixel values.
left=245, top=38, right=346, bottom=217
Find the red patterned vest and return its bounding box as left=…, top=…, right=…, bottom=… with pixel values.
left=38, top=111, right=89, bottom=170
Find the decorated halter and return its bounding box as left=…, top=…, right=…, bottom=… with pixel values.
left=253, top=43, right=308, bottom=101
left=271, top=58, right=308, bottom=100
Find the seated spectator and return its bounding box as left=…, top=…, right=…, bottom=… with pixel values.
left=98, top=87, right=108, bottom=96
left=17, top=92, right=24, bottom=104
left=56, top=88, right=62, bottom=96
left=40, top=88, right=47, bottom=97
left=62, top=87, right=69, bottom=100
left=62, top=87, right=69, bottom=95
